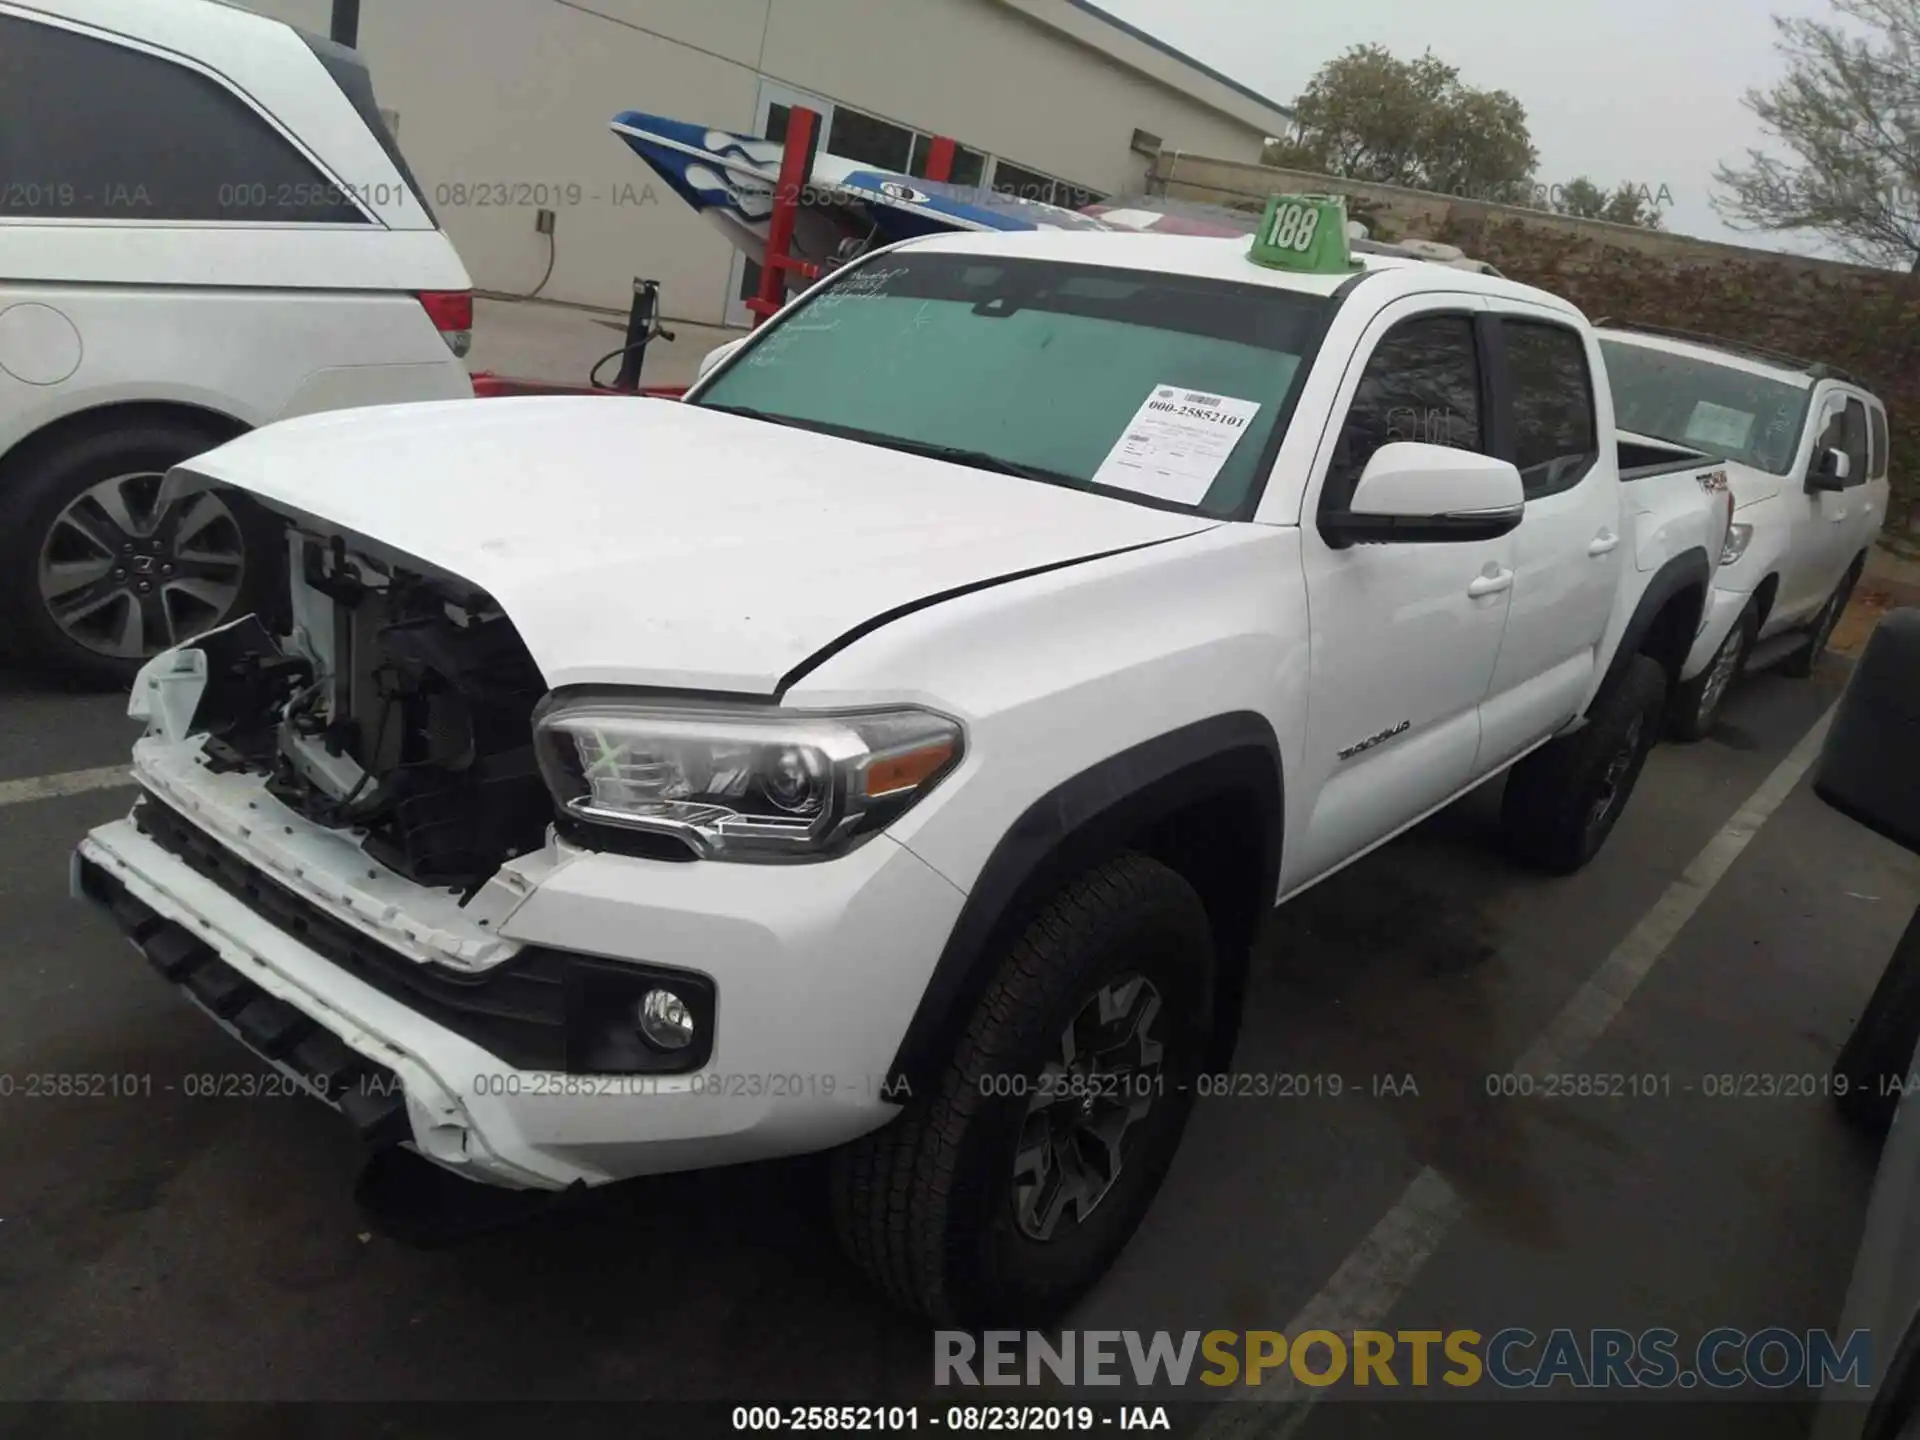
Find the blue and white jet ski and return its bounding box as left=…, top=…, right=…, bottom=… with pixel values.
left=609, top=109, right=1114, bottom=270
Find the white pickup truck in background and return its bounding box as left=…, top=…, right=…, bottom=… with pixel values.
left=1598, top=324, right=1891, bottom=738
left=76, top=216, right=1733, bottom=1323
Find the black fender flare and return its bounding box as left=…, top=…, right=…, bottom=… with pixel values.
left=886, top=712, right=1284, bottom=1093
left=1595, top=548, right=1711, bottom=705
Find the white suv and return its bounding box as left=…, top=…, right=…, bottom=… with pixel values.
left=0, top=0, right=474, bottom=684
left=1598, top=325, right=1892, bottom=737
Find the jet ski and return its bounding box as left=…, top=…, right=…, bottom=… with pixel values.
left=609, top=109, right=1114, bottom=271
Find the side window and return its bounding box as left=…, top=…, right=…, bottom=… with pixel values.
left=1324, top=313, right=1484, bottom=511
left=1501, top=319, right=1599, bottom=497
left=1842, top=398, right=1871, bottom=484
left=0, top=14, right=366, bottom=224
left=1868, top=403, right=1890, bottom=481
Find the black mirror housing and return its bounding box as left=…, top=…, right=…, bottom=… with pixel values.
left=1815, top=608, right=1920, bottom=856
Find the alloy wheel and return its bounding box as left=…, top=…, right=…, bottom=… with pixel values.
left=1011, top=974, right=1166, bottom=1242
left=1698, top=623, right=1748, bottom=726
left=1587, top=713, right=1645, bottom=834
left=36, top=472, right=245, bottom=660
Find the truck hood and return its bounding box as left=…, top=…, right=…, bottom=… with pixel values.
left=173, top=397, right=1215, bottom=694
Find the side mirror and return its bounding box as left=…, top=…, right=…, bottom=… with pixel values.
left=696, top=336, right=749, bottom=382
left=1322, top=443, right=1526, bottom=546
left=1810, top=446, right=1852, bottom=492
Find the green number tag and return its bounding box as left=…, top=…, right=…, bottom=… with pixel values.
left=1249, top=194, right=1358, bottom=274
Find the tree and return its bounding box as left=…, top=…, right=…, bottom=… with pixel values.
left=1547, top=176, right=1668, bottom=229
left=1261, top=45, right=1538, bottom=201
left=1714, top=0, right=1920, bottom=269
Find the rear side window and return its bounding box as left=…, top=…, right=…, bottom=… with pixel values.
left=0, top=13, right=366, bottom=224
left=1324, top=313, right=1484, bottom=511
left=1869, top=403, right=1891, bottom=480
left=1500, top=319, right=1599, bottom=497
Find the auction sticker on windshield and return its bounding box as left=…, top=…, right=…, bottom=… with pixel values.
left=1091, top=385, right=1262, bottom=504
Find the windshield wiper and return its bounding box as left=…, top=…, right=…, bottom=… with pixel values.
left=861, top=437, right=1081, bottom=487
left=695, top=406, right=1082, bottom=488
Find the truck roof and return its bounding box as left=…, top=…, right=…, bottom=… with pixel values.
left=902, top=228, right=1585, bottom=317
left=1595, top=324, right=1849, bottom=392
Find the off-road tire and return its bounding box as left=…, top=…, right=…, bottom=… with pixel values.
left=1780, top=563, right=1861, bottom=679
left=1669, top=605, right=1756, bottom=742
left=830, top=852, right=1215, bottom=1326
left=1833, top=906, right=1920, bottom=1139
left=1501, top=655, right=1667, bottom=875
left=0, top=417, right=276, bottom=689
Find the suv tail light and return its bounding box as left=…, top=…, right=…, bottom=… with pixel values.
left=418, top=291, right=473, bottom=358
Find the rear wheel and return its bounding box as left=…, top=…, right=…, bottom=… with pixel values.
left=1780, top=565, right=1860, bottom=679
left=1501, top=655, right=1667, bottom=875
left=831, top=852, right=1214, bottom=1325
left=1668, top=605, right=1755, bottom=741
left=0, top=418, right=275, bottom=688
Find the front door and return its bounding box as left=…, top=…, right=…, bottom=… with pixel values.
left=1287, top=298, right=1515, bottom=892
left=724, top=80, right=835, bottom=328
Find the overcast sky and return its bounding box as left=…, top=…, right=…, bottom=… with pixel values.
left=1099, top=0, right=1836, bottom=254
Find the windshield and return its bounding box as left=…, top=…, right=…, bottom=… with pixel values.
left=1600, top=338, right=1812, bottom=476
left=692, top=252, right=1333, bottom=518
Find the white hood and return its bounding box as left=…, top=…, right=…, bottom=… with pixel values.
left=1719, top=458, right=1786, bottom=511
left=175, top=397, right=1215, bottom=694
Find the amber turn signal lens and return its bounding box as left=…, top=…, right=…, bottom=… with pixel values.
left=864, top=742, right=956, bottom=799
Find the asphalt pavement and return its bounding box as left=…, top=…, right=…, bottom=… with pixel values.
left=1, top=649, right=1917, bottom=1430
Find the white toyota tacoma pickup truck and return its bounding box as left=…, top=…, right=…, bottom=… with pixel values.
left=74, top=210, right=1732, bottom=1324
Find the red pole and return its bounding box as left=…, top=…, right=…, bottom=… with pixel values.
left=750, top=104, right=820, bottom=326
left=925, top=135, right=956, bottom=184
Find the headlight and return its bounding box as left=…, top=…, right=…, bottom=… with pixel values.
left=532, top=696, right=963, bottom=860
left=1721, top=523, right=1754, bottom=567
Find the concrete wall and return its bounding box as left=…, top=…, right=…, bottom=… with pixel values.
left=233, top=0, right=1276, bottom=325
left=1152, top=152, right=1920, bottom=534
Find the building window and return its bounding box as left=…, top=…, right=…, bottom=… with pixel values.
left=910, top=135, right=988, bottom=188
left=827, top=107, right=915, bottom=171
left=991, top=159, right=1103, bottom=210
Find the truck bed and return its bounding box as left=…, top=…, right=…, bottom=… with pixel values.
left=1619, top=431, right=1719, bottom=481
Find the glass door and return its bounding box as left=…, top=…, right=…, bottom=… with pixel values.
left=724, top=79, right=835, bottom=328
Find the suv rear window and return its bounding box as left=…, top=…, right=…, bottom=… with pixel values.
left=0, top=13, right=366, bottom=223
left=1600, top=338, right=1811, bottom=476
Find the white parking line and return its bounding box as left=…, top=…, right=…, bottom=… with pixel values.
left=1199, top=702, right=1839, bottom=1438
left=0, top=765, right=136, bottom=808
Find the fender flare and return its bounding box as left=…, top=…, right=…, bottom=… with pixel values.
left=886, top=712, right=1284, bottom=1092
left=1596, top=548, right=1711, bottom=704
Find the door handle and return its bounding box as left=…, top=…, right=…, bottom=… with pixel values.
left=1587, top=530, right=1619, bottom=557
left=1467, top=567, right=1515, bottom=598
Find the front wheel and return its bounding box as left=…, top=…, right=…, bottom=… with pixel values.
left=831, top=852, right=1215, bottom=1325
left=1668, top=605, right=1756, bottom=742
left=1501, top=655, right=1667, bottom=875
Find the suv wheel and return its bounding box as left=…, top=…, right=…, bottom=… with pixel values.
left=1781, top=565, right=1860, bottom=679
left=1501, top=655, right=1667, bottom=875
left=0, top=419, right=274, bottom=687
left=1668, top=605, right=1756, bottom=742
left=831, top=852, right=1214, bottom=1325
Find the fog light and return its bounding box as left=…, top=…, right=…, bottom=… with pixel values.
left=637, top=988, right=695, bottom=1051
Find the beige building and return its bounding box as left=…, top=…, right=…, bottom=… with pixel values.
left=234, top=0, right=1291, bottom=325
